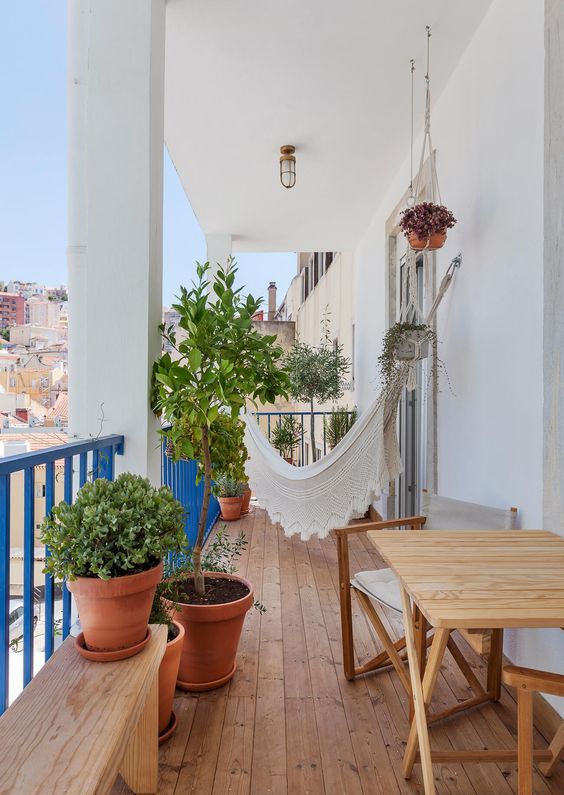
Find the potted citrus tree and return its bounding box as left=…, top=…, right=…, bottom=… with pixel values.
left=399, top=202, right=456, bottom=251
left=40, top=473, right=185, bottom=661
left=152, top=261, right=289, bottom=690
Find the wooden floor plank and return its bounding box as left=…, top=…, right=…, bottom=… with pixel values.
left=110, top=508, right=564, bottom=795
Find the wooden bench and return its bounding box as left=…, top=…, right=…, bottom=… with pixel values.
left=0, top=624, right=167, bottom=794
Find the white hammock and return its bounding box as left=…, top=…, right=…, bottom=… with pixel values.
left=244, top=262, right=457, bottom=540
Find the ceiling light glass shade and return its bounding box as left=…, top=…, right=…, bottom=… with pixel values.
left=280, top=145, right=296, bottom=189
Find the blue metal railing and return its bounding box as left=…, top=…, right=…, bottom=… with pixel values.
left=161, top=445, right=220, bottom=550
left=255, top=410, right=355, bottom=466
left=0, top=434, right=124, bottom=713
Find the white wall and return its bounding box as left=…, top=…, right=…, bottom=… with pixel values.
left=355, top=0, right=564, bottom=713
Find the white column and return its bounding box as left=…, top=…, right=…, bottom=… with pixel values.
left=206, top=233, right=232, bottom=287
left=544, top=0, right=564, bottom=533
left=67, top=0, right=166, bottom=484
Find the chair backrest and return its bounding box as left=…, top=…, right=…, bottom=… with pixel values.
left=422, top=492, right=518, bottom=531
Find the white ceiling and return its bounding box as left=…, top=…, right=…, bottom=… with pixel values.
left=164, top=0, right=493, bottom=252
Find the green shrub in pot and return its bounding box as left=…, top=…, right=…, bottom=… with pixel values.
left=40, top=473, right=186, bottom=659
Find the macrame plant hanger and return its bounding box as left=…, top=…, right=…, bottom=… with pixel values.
left=402, top=26, right=441, bottom=391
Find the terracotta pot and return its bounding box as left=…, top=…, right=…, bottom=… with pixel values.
left=407, top=231, right=429, bottom=250
left=158, top=620, right=185, bottom=742
left=167, top=572, right=254, bottom=691
left=219, top=495, right=243, bottom=521
left=240, top=486, right=252, bottom=515
left=284, top=456, right=294, bottom=465
left=68, top=561, right=163, bottom=654
left=427, top=230, right=447, bottom=250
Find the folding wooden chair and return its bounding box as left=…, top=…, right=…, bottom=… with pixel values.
left=503, top=665, right=564, bottom=794
left=335, top=492, right=518, bottom=715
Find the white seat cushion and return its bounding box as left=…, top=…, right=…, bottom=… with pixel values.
left=351, top=568, right=402, bottom=612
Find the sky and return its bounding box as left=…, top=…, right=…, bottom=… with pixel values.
left=0, top=3, right=297, bottom=310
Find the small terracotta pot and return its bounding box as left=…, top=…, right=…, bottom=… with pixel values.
left=407, top=230, right=447, bottom=251
left=407, top=231, right=429, bottom=250
left=158, top=620, right=185, bottom=741
left=284, top=456, right=294, bottom=465
left=240, top=486, right=252, bottom=515
left=167, top=572, right=254, bottom=691
left=68, top=561, right=163, bottom=655
left=219, top=495, right=243, bottom=521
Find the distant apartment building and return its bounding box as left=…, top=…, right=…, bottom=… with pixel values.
left=9, top=325, right=66, bottom=348
left=0, top=294, right=25, bottom=328
left=162, top=307, right=181, bottom=354
left=6, top=281, right=46, bottom=299
left=26, top=297, right=68, bottom=329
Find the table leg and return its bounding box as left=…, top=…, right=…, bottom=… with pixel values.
left=487, top=628, right=504, bottom=702
left=120, top=671, right=159, bottom=794
left=400, top=587, right=450, bottom=794
left=517, top=686, right=534, bottom=795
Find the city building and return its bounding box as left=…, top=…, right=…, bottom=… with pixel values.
left=0, top=294, right=25, bottom=329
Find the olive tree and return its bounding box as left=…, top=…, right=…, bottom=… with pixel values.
left=152, top=262, right=289, bottom=595
left=285, top=317, right=350, bottom=461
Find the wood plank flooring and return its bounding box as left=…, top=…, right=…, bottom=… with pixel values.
left=111, top=507, right=564, bottom=795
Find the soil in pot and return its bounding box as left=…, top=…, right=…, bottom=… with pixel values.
left=240, top=486, right=252, bottom=515
left=166, top=572, right=254, bottom=692
left=158, top=620, right=185, bottom=743
left=219, top=495, right=243, bottom=521
left=68, top=560, right=162, bottom=658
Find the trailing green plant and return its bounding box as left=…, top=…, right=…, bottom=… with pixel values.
left=160, top=528, right=265, bottom=613
left=152, top=261, right=290, bottom=596
left=40, top=473, right=186, bottom=581
left=378, top=322, right=436, bottom=387
left=324, top=406, right=357, bottom=449
left=285, top=313, right=350, bottom=461
left=270, top=415, right=302, bottom=459
left=215, top=475, right=245, bottom=499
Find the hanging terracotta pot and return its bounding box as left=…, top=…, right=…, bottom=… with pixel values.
left=240, top=486, right=252, bottom=515
left=158, top=620, right=185, bottom=744
left=166, top=572, right=254, bottom=691
left=407, top=232, right=429, bottom=250
left=69, top=561, right=163, bottom=659
left=427, top=230, right=447, bottom=250
left=218, top=495, right=243, bottom=521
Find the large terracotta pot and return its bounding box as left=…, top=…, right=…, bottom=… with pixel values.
left=168, top=572, right=254, bottom=692
left=158, top=620, right=185, bottom=743
left=240, top=486, right=252, bottom=515
left=219, top=495, right=243, bottom=521
left=68, top=561, right=163, bottom=654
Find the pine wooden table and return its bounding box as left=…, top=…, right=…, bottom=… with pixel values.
left=367, top=529, right=564, bottom=795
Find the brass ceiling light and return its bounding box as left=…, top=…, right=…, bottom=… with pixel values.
left=279, top=145, right=296, bottom=189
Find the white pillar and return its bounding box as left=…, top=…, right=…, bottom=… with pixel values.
left=67, top=0, right=166, bottom=484
left=206, top=233, right=232, bottom=287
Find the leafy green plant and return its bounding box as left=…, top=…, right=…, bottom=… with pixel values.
left=285, top=315, right=350, bottom=461
left=215, top=475, right=245, bottom=498
left=152, top=261, right=290, bottom=595
left=378, top=322, right=436, bottom=387
left=270, top=415, right=302, bottom=459
left=324, top=406, right=357, bottom=449
left=40, top=473, right=186, bottom=581
left=169, top=411, right=248, bottom=485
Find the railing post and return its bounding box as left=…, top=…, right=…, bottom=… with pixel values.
left=62, top=457, right=73, bottom=638
left=0, top=475, right=10, bottom=713
left=23, top=467, right=35, bottom=686
left=44, top=462, right=55, bottom=662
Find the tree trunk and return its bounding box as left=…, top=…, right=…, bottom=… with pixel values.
left=309, top=398, right=317, bottom=462
left=194, top=424, right=212, bottom=596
